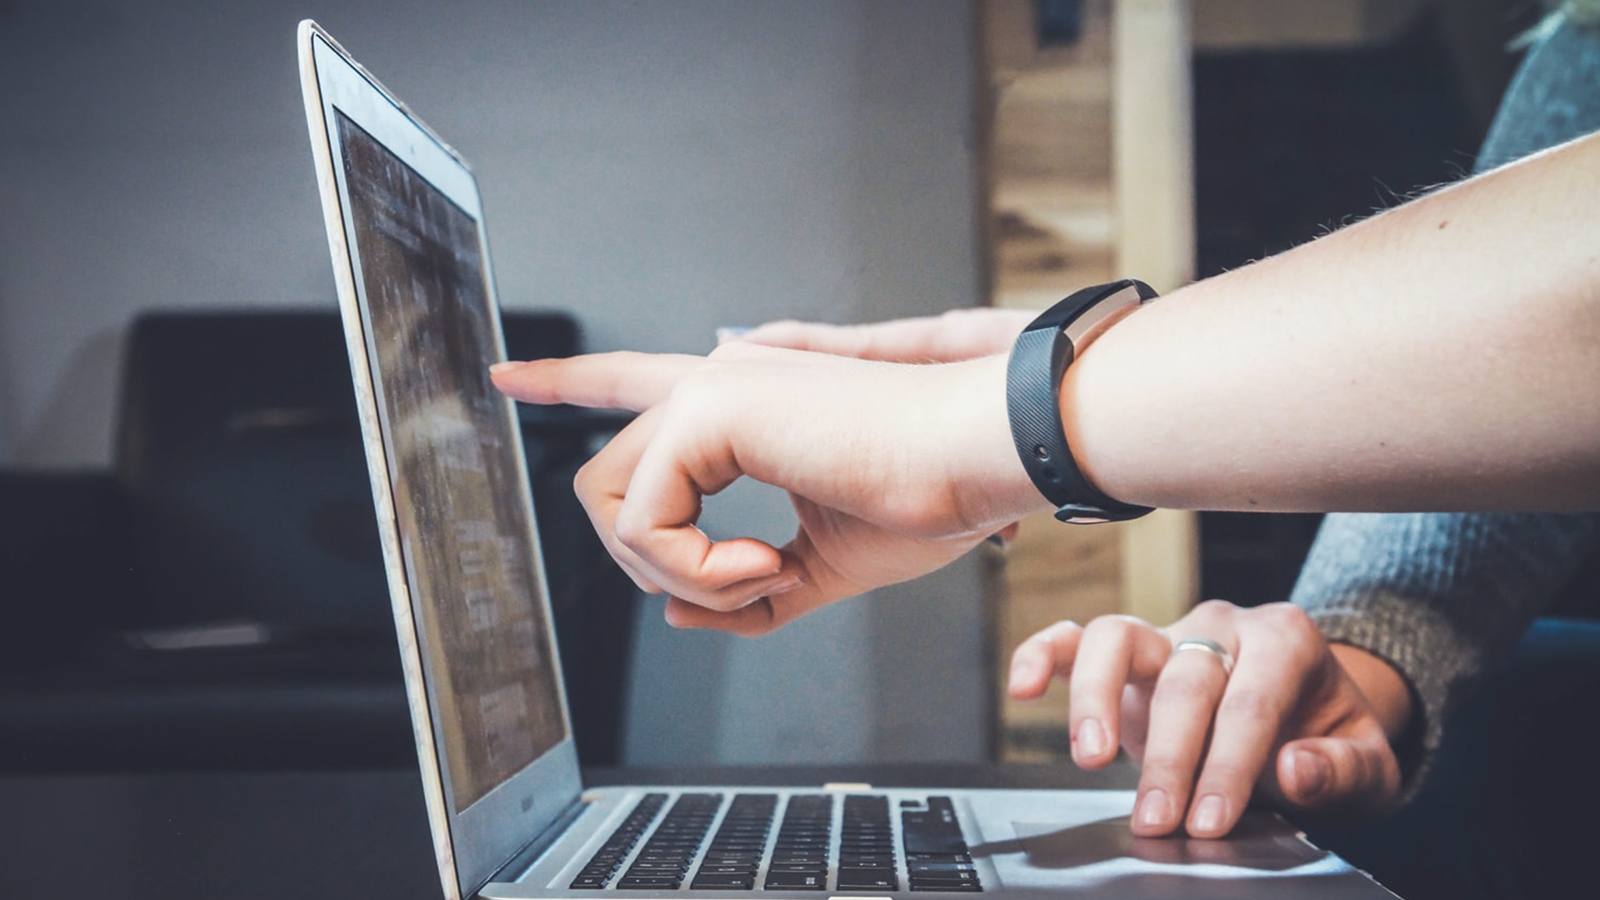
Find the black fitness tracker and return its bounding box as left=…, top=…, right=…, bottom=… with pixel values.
left=1005, top=279, right=1158, bottom=524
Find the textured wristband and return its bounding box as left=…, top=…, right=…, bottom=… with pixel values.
left=1005, top=279, right=1157, bottom=524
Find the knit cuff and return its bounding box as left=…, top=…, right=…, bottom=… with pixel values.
left=1309, top=599, right=1484, bottom=805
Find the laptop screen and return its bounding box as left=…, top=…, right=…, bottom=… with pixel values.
left=335, top=109, right=566, bottom=811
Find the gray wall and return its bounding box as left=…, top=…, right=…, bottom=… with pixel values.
left=0, top=0, right=991, bottom=764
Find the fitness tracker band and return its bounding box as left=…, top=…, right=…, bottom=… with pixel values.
left=1005, top=279, right=1158, bottom=524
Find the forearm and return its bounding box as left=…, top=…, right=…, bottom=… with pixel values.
left=1065, top=129, right=1600, bottom=513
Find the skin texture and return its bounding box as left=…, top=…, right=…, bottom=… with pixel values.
left=1006, top=602, right=1411, bottom=838
left=490, top=127, right=1600, bottom=836
left=494, top=130, right=1600, bottom=619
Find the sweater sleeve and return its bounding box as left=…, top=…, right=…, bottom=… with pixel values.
left=1289, top=512, right=1600, bottom=797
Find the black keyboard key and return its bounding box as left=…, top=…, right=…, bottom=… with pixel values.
left=569, top=793, right=670, bottom=890
left=697, top=858, right=758, bottom=871
left=902, top=802, right=970, bottom=856
left=909, top=861, right=979, bottom=875
left=615, top=793, right=723, bottom=889
left=767, top=863, right=827, bottom=874
left=692, top=872, right=758, bottom=890
left=909, top=877, right=984, bottom=892
left=688, top=793, right=778, bottom=890
left=836, top=867, right=899, bottom=891
left=765, top=870, right=828, bottom=890
left=617, top=875, right=682, bottom=888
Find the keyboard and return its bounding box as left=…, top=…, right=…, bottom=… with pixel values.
left=570, top=791, right=984, bottom=892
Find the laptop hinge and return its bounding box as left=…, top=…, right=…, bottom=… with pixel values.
left=482, top=796, right=591, bottom=889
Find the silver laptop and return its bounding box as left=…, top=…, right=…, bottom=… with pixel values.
left=297, top=20, right=1398, bottom=900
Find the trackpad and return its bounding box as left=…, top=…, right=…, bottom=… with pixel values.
left=1013, top=814, right=1326, bottom=871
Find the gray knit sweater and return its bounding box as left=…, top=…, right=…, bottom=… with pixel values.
left=1291, top=513, right=1600, bottom=785
left=1288, top=12, right=1600, bottom=793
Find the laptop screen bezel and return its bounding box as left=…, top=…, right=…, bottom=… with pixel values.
left=298, top=20, right=583, bottom=899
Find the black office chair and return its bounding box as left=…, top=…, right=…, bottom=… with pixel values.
left=0, top=308, right=636, bottom=771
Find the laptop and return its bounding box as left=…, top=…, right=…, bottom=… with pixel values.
left=296, top=19, right=1398, bottom=900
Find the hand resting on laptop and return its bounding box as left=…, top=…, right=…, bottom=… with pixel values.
left=1006, top=601, right=1408, bottom=841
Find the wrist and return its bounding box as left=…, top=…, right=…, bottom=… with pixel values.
left=1329, top=642, right=1416, bottom=743
left=937, top=353, right=1054, bottom=531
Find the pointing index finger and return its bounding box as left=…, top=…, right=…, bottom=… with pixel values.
left=490, top=351, right=704, bottom=411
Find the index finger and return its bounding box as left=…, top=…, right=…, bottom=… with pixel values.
left=490, top=351, right=704, bottom=411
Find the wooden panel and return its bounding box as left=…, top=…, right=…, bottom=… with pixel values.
left=983, top=0, right=1199, bottom=761
left=1112, top=0, right=1200, bottom=627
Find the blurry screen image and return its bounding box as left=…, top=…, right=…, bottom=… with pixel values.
left=336, top=111, right=565, bottom=811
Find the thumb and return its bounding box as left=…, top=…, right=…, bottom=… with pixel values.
left=1275, top=732, right=1401, bottom=814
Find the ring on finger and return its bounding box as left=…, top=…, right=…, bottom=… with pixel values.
left=1169, top=637, right=1235, bottom=677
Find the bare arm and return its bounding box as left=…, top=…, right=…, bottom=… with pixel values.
left=1062, top=130, right=1600, bottom=515
left=494, top=131, right=1600, bottom=628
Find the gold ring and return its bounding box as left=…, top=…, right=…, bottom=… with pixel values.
left=1170, top=637, right=1235, bottom=677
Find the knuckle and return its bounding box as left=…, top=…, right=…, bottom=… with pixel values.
left=1182, top=599, right=1238, bottom=633
left=572, top=458, right=602, bottom=497
left=706, top=339, right=753, bottom=361
left=1085, top=614, right=1147, bottom=642
left=611, top=509, right=650, bottom=550
left=1197, top=761, right=1259, bottom=795
left=1251, top=603, right=1327, bottom=668
left=1040, top=619, right=1084, bottom=644
left=1216, top=687, right=1282, bottom=725
left=1255, top=602, right=1317, bottom=640
left=1137, top=757, right=1196, bottom=789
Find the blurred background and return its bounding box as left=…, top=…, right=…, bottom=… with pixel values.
left=0, top=0, right=1542, bottom=775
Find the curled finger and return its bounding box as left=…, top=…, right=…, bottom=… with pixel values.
left=1068, top=616, right=1171, bottom=771
left=1007, top=620, right=1085, bottom=700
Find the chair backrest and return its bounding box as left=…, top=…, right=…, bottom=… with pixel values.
left=109, top=307, right=636, bottom=762
left=114, top=308, right=590, bottom=631
left=115, top=310, right=391, bottom=634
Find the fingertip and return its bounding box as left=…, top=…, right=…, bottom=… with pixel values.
left=663, top=596, right=782, bottom=638
left=1186, top=793, right=1233, bottom=838
left=1281, top=745, right=1332, bottom=803
left=661, top=597, right=698, bottom=628
left=1131, top=788, right=1179, bottom=836
left=1071, top=717, right=1110, bottom=766
left=1006, top=647, right=1047, bottom=698
left=487, top=358, right=549, bottom=401
left=701, top=537, right=787, bottom=586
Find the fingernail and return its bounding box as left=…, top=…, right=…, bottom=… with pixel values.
left=1007, top=653, right=1039, bottom=689
left=1192, top=794, right=1227, bottom=835
left=489, top=360, right=526, bottom=373
left=762, top=575, right=804, bottom=596
left=715, top=326, right=751, bottom=344
left=1290, top=748, right=1330, bottom=798
left=1135, top=788, right=1173, bottom=829
left=1074, top=718, right=1106, bottom=760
